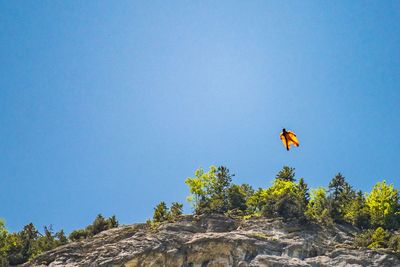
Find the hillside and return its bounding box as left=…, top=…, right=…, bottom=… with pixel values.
left=26, top=214, right=400, bottom=267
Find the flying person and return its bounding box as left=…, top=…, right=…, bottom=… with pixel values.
left=280, top=128, right=299, bottom=151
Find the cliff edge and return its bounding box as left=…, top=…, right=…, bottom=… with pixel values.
left=26, top=214, right=400, bottom=267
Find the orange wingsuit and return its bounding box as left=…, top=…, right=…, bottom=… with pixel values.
left=280, top=128, right=299, bottom=151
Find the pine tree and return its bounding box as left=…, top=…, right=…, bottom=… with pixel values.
left=275, top=166, right=296, bottom=182
left=296, top=178, right=310, bottom=215
left=153, top=202, right=169, bottom=223
left=107, top=215, right=119, bottom=228
left=328, top=173, right=356, bottom=221
left=55, top=230, right=68, bottom=245
left=169, top=202, right=183, bottom=220
left=227, top=184, right=248, bottom=213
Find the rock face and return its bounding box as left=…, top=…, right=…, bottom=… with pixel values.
left=27, top=214, right=399, bottom=267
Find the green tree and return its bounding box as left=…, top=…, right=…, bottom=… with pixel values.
left=305, top=187, right=332, bottom=224
left=36, top=225, right=56, bottom=253
left=246, top=188, right=267, bottom=215
left=343, top=191, right=371, bottom=229
left=365, top=180, right=400, bottom=229
left=36, top=226, right=69, bottom=254
left=185, top=166, right=233, bottom=214
left=328, top=173, right=347, bottom=200
left=21, top=223, right=40, bottom=260
left=245, top=179, right=306, bottom=220
left=275, top=166, right=296, bottom=182
left=87, top=214, right=109, bottom=236
left=107, top=215, right=119, bottom=228
left=328, top=173, right=356, bottom=221
left=6, top=232, right=24, bottom=265
left=0, top=219, right=9, bottom=266
left=68, top=214, right=117, bottom=242
left=208, top=166, right=233, bottom=213
left=153, top=201, right=169, bottom=223
left=55, top=230, right=68, bottom=245
left=227, top=184, right=248, bottom=214
left=169, top=202, right=183, bottom=220
left=69, top=229, right=89, bottom=241
left=262, top=179, right=306, bottom=220
left=296, top=178, right=309, bottom=215
left=185, top=166, right=218, bottom=214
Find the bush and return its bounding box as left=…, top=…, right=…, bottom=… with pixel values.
left=87, top=214, right=109, bottom=236
left=69, top=229, right=89, bottom=241
left=169, top=202, right=183, bottom=220
left=305, top=188, right=332, bottom=225
left=69, top=214, right=119, bottom=242
left=355, top=227, right=392, bottom=249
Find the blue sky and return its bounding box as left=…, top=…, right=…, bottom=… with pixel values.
left=1, top=1, right=399, bottom=233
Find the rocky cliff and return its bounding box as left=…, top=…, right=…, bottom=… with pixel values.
left=26, top=214, right=400, bottom=267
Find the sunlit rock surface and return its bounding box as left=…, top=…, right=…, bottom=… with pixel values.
left=25, top=214, right=400, bottom=267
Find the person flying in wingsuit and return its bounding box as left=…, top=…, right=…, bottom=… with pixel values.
left=280, top=128, right=299, bottom=151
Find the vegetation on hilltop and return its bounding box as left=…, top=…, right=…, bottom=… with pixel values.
left=153, top=165, right=400, bottom=255
left=0, top=214, right=118, bottom=266
left=1, top=165, right=399, bottom=265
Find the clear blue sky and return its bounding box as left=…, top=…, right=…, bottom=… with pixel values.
left=1, top=1, right=399, bottom=233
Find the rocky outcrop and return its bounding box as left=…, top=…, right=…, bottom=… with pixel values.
left=26, top=214, right=400, bottom=267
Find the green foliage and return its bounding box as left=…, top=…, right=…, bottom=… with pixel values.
left=19, top=223, right=40, bottom=261
left=185, top=166, right=233, bottom=214
left=263, top=179, right=299, bottom=218
left=55, top=230, right=68, bottom=245
left=35, top=226, right=67, bottom=257
left=209, top=166, right=233, bottom=213
left=328, top=173, right=356, bottom=221
left=6, top=232, right=24, bottom=265
left=369, top=227, right=391, bottom=249
left=0, top=203, right=156, bottom=264
left=328, top=173, right=347, bottom=200
left=246, top=188, right=267, bottom=215
left=356, top=228, right=400, bottom=254
left=68, top=214, right=119, bottom=242
left=108, top=215, right=119, bottom=228
left=245, top=178, right=309, bottom=220
left=0, top=222, right=68, bottom=265
left=355, top=229, right=374, bottom=248
left=87, top=214, right=108, bottom=236
left=365, top=180, right=400, bottom=229
left=153, top=202, right=169, bottom=223
left=297, top=178, right=310, bottom=215
left=0, top=219, right=9, bottom=265
left=69, top=229, right=89, bottom=242
left=343, top=191, right=371, bottom=229
left=151, top=201, right=184, bottom=224
left=170, top=202, right=183, bottom=219
left=305, top=187, right=332, bottom=225
left=185, top=166, right=218, bottom=214
left=275, top=166, right=296, bottom=182
left=355, top=227, right=391, bottom=249
left=226, top=184, right=254, bottom=215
